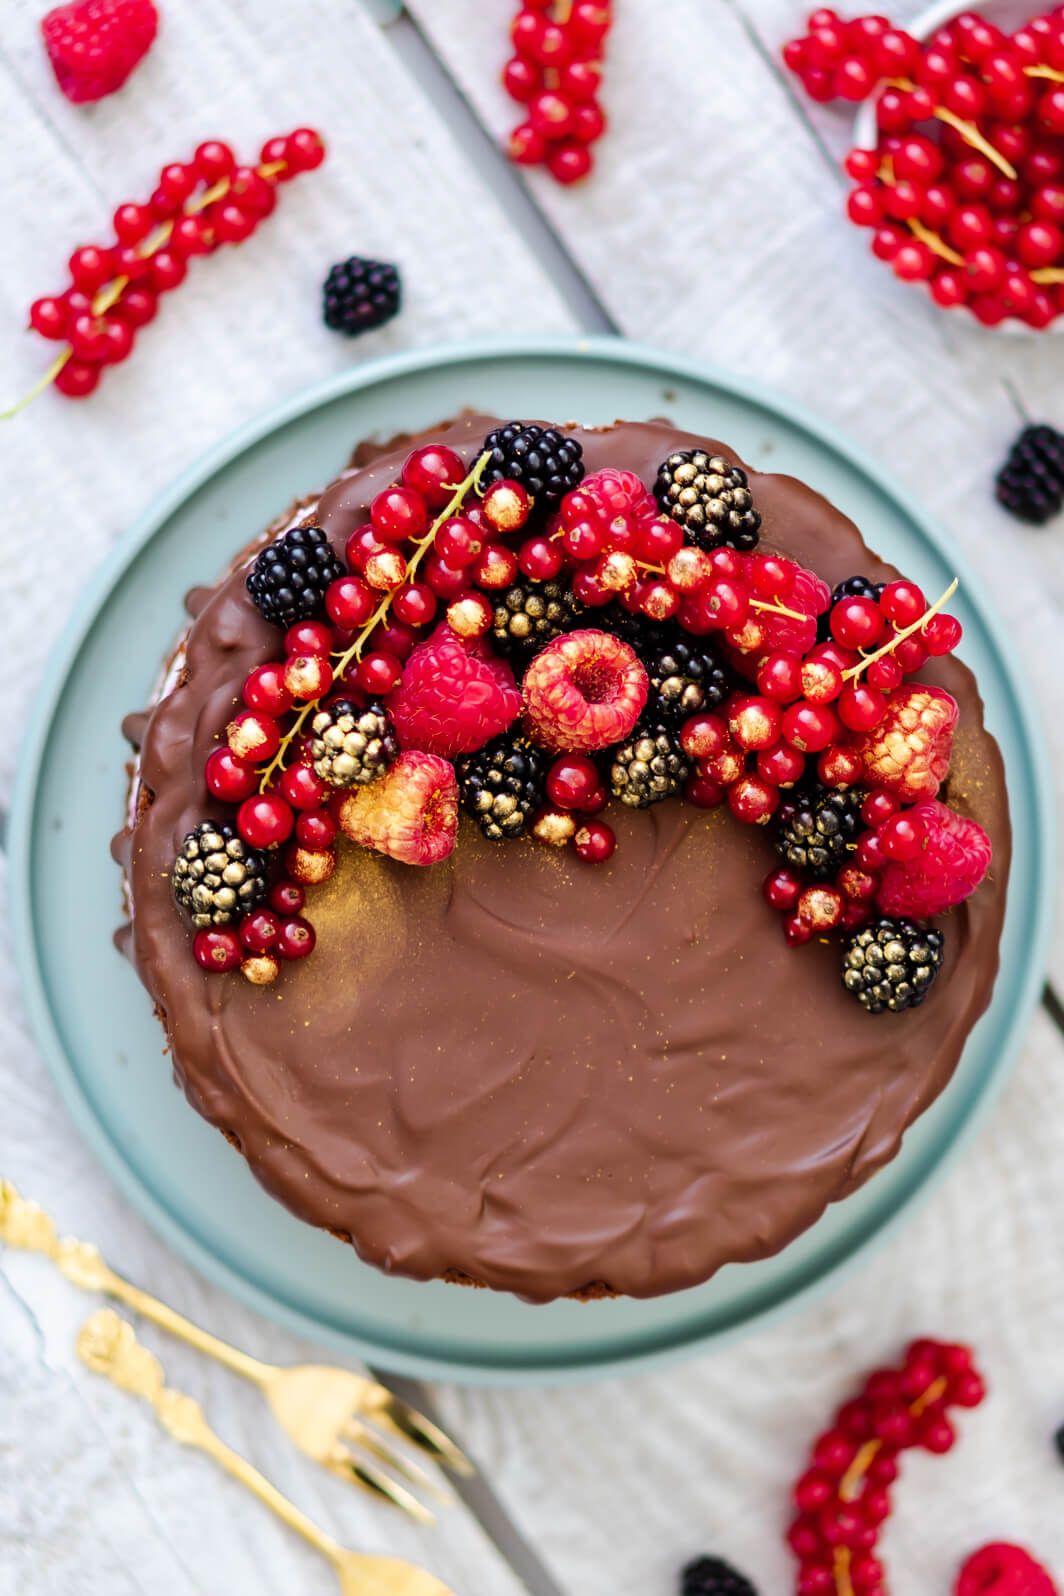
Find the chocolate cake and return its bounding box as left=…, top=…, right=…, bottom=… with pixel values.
left=113, top=416, right=1009, bottom=1303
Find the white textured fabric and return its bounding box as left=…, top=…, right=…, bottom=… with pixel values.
left=2, top=1, right=1064, bottom=1593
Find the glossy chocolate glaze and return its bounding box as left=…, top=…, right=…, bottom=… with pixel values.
left=113, top=417, right=1010, bottom=1302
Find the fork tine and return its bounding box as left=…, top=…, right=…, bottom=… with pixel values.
left=368, top=1394, right=475, bottom=1477
left=339, top=1416, right=454, bottom=1503
left=326, top=1443, right=436, bottom=1526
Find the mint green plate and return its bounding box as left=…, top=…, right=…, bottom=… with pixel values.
left=8, top=338, right=1054, bottom=1384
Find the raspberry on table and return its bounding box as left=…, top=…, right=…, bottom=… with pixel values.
left=995, top=424, right=1064, bottom=525
left=841, top=916, right=945, bottom=1014
left=322, top=257, right=401, bottom=337
left=390, top=625, right=522, bottom=758
left=246, top=525, right=345, bottom=629
left=337, top=750, right=459, bottom=866
left=481, top=422, right=585, bottom=511
left=853, top=683, right=958, bottom=803
left=877, top=799, right=992, bottom=918
left=522, top=629, right=648, bottom=753
left=42, top=0, right=158, bottom=104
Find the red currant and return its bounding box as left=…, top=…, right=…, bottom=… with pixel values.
left=503, top=55, right=542, bottom=102
left=728, top=774, right=779, bottom=825
left=194, top=140, right=236, bottom=182
left=837, top=682, right=886, bottom=732
left=782, top=701, right=839, bottom=753
left=284, top=128, right=326, bottom=173
left=205, top=746, right=258, bottom=802
left=193, top=926, right=243, bottom=972
left=29, top=296, right=69, bottom=339
left=685, top=775, right=725, bottom=808
left=240, top=909, right=280, bottom=952
left=679, top=713, right=728, bottom=760
left=879, top=579, right=926, bottom=627
left=818, top=743, right=863, bottom=787
left=861, top=788, right=899, bottom=828
left=269, top=880, right=305, bottom=917
left=279, top=763, right=329, bottom=811
left=518, top=536, right=564, bottom=581
left=277, top=916, right=316, bottom=960
left=763, top=866, right=803, bottom=911
left=371, top=486, right=428, bottom=542
left=401, top=444, right=464, bottom=509
left=508, top=124, right=547, bottom=165
left=546, top=143, right=594, bottom=186
left=757, top=652, right=804, bottom=704
left=325, top=576, right=374, bottom=630
left=355, top=651, right=403, bottom=696
left=150, top=249, right=188, bottom=294
left=473, top=544, right=520, bottom=590
left=757, top=741, right=806, bottom=787
left=574, top=820, right=616, bottom=863
left=295, top=809, right=337, bottom=850
left=364, top=549, right=408, bottom=591
left=482, top=480, right=532, bottom=534
left=923, top=613, right=962, bottom=655
left=346, top=524, right=389, bottom=571
left=54, top=360, right=100, bottom=398
left=285, top=620, right=332, bottom=658
left=424, top=551, right=472, bottom=598
left=237, top=793, right=294, bottom=849
left=284, top=653, right=333, bottom=700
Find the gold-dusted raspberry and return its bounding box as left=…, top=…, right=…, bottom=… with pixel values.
left=532, top=809, right=577, bottom=847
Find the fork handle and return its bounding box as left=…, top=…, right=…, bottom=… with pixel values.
left=99, top=1271, right=273, bottom=1387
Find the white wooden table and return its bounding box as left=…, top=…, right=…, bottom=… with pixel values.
left=2, top=3, right=1063, bottom=1592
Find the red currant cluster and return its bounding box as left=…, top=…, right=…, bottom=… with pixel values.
left=783, top=7, right=1064, bottom=327
left=16, top=130, right=325, bottom=410
left=787, top=1338, right=987, bottom=1596
left=504, top=1, right=612, bottom=185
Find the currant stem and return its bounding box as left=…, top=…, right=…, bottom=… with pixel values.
left=257, top=451, right=493, bottom=793
left=841, top=577, right=958, bottom=683
left=750, top=596, right=808, bottom=623
left=0, top=348, right=72, bottom=420
left=907, top=216, right=964, bottom=266
left=834, top=1546, right=855, bottom=1596
left=885, top=80, right=1017, bottom=178
left=1024, top=64, right=1064, bottom=83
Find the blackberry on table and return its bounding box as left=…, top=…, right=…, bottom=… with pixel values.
left=481, top=422, right=585, bottom=510
left=646, top=636, right=729, bottom=727
left=841, top=917, right=945, bottom=1014
left=609, top=719, right=690, bottom=808
left=246, top=524, right=345, bottom=629
left=457, top=734, right=546, bottom=840
left=310, top=699, right=396, bottom=789
left=654, top=450, right=761, bottom=550
left=995, top=423, right=1064, bottom=525
left=682, top=1555, right=759, bottom=1596
left=322, top=256, right=401, bottom=337
left=491, top=578, right=582, bottom=663
left=172, top=821, right=268, bottom=928
left=773, top=784, right=863, bottom=879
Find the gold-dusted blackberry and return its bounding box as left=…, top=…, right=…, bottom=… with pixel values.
left=309, top=699, right=397, bottom=789
left=481, top=422, right=585, bottom=510
left=609, top=719, right=690, bottom=808
left=172, top=821, right=268, bottom=928
left=654, top=450, right=761, bottom=550
left=457, top=734, right=545, bottom=840
left=647, top=637, right=729, bottom=727
left=773, top=784, right=863, bottom=879
left=491, top=578, right=582, bottom=663
left=842, top=918, right=945, bottom=1014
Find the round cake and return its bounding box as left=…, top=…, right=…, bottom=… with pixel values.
left=113, top=416, right=1010, bottom=1303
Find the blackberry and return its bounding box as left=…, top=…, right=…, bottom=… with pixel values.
left=609, top=719, right=690, bottom=807
left=491, top=578, right=582, bottom=663
left=1055, top=1422, right=1064, bottom=1464
left=654, top=450, right=761, bottom=550
left=172, top=821, right=268, bottom=928
left=246, top=524, right=345, bottom=629
left=457, top=734, right=545, bottom=840
left=842, top=917, right=945, bottom=1014
left=818, top=574, right=886, bottom=639
left=773, top=784, right=863, bottom=878
left=481, top=422, right=585, bottom=510
left=646, top=637, right=729, bottom=727
left=322, top=256, right=401, bottom=337
left=309, top=699, right=396, bottom=789
left=995, top=422, right=1064, bottom=525
left=603, top=602, right=675, bottom=658
left=682, top=1556, right=759, bottom=1596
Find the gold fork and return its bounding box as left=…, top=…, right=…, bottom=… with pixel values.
left=78, top=1310, right=458, bottom=1596
left=1, top=1179, right=471, bottom=1522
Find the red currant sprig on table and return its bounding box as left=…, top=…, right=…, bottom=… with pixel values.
left=788, top=1339, right=986, bottom=1596
left=783, top=7, right=1064, bottom=328
left=504, top=1, right=612, bottom=184
left=13, top=129, right=326, bottom=413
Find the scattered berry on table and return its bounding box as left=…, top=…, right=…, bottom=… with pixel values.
left=322, top=257, right=401, bottom=337
left=654, top=450, right=761, bottom=550
left=522, top=629, right=648, bottom=752
left=841, top=916, right=945, bottom=1013
left=995, top=424, right=1064, bottom=525
left=457, top=733, right=546, bottom=840
left=877, top=798, right=992, bottom=918
left=337, top=750, right=459, bottom=866
left=390, top=625, right=521, bottom=758
left=42, top=0, right=158, bottom=103
left=681, top=1554, right=759, bottom=1596
left=481, top=422, right=585, bottom=511
left=610, top=720, right=690, bottom=807
left=309, top=699, right=397, bottom=788
left=172, top=822, right=268, bottom=928
left=852, top=683, right=958, bottom=803
left=773, top=784, right=864, bottom=878
left=491, top=577, right=583, bottom=663
left=502, top=1, right=612, bottom=183
left=246, top=525, right=345, bottom=628
left=1057, top=1422, right=1064, bottom=1465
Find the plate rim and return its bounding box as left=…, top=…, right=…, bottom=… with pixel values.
left=8, top=333, right=1057, bottom=1384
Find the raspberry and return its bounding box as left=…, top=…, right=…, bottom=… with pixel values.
left=956, top=1545, right=1059, bottom=1596
left=561, top=468, right=661, bottom=554
left=42, top=0, right=158, bottom=103
left=724, top=553, right=830, bottom=676
left=337, top=751, right=458, bottom=866
left=853, top=683, right=959, bottom=803
left=878, top=799, right=992, bottom=918
left=522, top=629, right=648, bottom=753
left=390, top=625, right=521, bottom=758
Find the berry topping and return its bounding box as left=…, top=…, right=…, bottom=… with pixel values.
left=852, top=683, right=959, bottom=803
left=561, top=466, right=662, bottom=555
left=491, top=578, right=584, bottom=664
left=574, top=818, right=616, bottom=863
left=725, top=554, right=830, bottom=672
left=956, top=1545, right=1059, bottom=1596
left=646, top=637, right=730, bottom=726
left=246, top=525, right=345, bottom=629
left=842, top=916, right=945, bottom=1013
left=42, top=0, right=158, bottom=104
left=390, top=626, right=522, bottom=758
left=457, top=733, right=546, bottom=840
left=322, top=257, right=401, bottom=337
left=995, top=424, right=1064, bottom=525
left=522, top=629, right=648, bottom=752
left=773, top=784, right=864, bottom=878
left=309, top=699, right=397, bottom=788
left=654, top=450, right=762, bottom=550
left=610, top=719, right=690, bottom=807
left=173, top=822, right=268, bottom=928
left=877, top=799, right=992, bottom=917
left=681, top=1555, right=759, bottom=1596
left=481, top=422, right=585, bottom=510
left=193, top=926, right=244, bottom=973
left=337, top=750, right=459, bottom=866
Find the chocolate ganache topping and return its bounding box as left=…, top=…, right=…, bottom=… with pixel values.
left=113, top=417, right=1010, bottom=1302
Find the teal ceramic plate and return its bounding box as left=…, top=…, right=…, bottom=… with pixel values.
left=9, top=337, right=1054, bottom=1385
